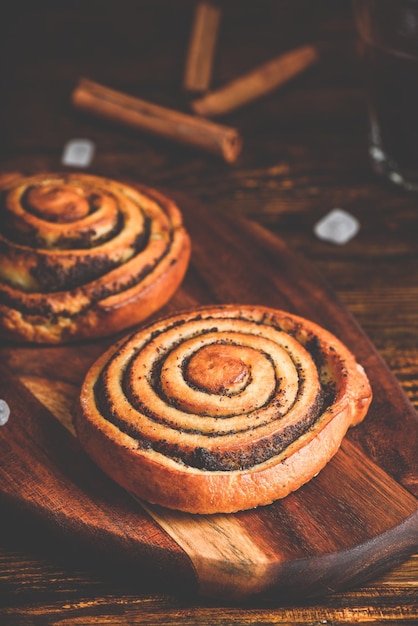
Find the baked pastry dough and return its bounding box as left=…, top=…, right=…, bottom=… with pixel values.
left=74, top=305, right=372, bottom=514
left=0, top=173, right=191, bottom=343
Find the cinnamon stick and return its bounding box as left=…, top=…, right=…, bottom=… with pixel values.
left=183, top=1, right=222, bottom=93
left=191, top=44, right=319, bottom=117
left=71, top=78, right=242, bottom=163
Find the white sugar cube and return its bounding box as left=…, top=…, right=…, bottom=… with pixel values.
left=62, top=139, right=95, bottom=167
left=0, top=399, right=10, bottom=426
left=314, top=208, right=360, bottom=245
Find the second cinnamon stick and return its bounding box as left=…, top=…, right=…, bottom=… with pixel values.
left=191, top=44, right=319, bottom=117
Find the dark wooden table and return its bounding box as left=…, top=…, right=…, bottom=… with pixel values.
left=1, top=1, right=417, bottom=623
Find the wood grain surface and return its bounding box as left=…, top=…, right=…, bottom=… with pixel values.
left=1, top=0, right=418, bottom=623
left=1, top=195, right=417, bottom=602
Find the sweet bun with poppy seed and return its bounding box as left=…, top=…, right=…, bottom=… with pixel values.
left=0, top=172, right=191, bottom=343
left=74, top=304, right=372, bottom=514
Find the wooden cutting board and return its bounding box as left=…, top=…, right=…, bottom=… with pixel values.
left=0, top=192, right=417, bottom=601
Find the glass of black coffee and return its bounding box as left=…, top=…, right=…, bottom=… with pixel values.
left=353, top=0, right=418, bottom=190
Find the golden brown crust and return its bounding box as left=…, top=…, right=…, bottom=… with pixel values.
left=74, top=305, right=373, bottom=514
left=0, top=172, right=191, bottom=343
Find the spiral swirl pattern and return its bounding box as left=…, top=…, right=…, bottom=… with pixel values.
left=0, top=173, right=191, bottom=343
left=75, top=305, right=372, bottom=513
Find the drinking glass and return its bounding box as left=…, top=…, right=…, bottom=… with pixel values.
left=353, top=0, right=418, bottom=190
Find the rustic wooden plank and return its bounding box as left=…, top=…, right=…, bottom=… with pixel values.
left=0, top=196, right=416, bottom=601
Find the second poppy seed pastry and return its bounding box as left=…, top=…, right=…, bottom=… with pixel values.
left=74, top=305, right=373, bottom=514
left=0, top=173, right=191, bottom=343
